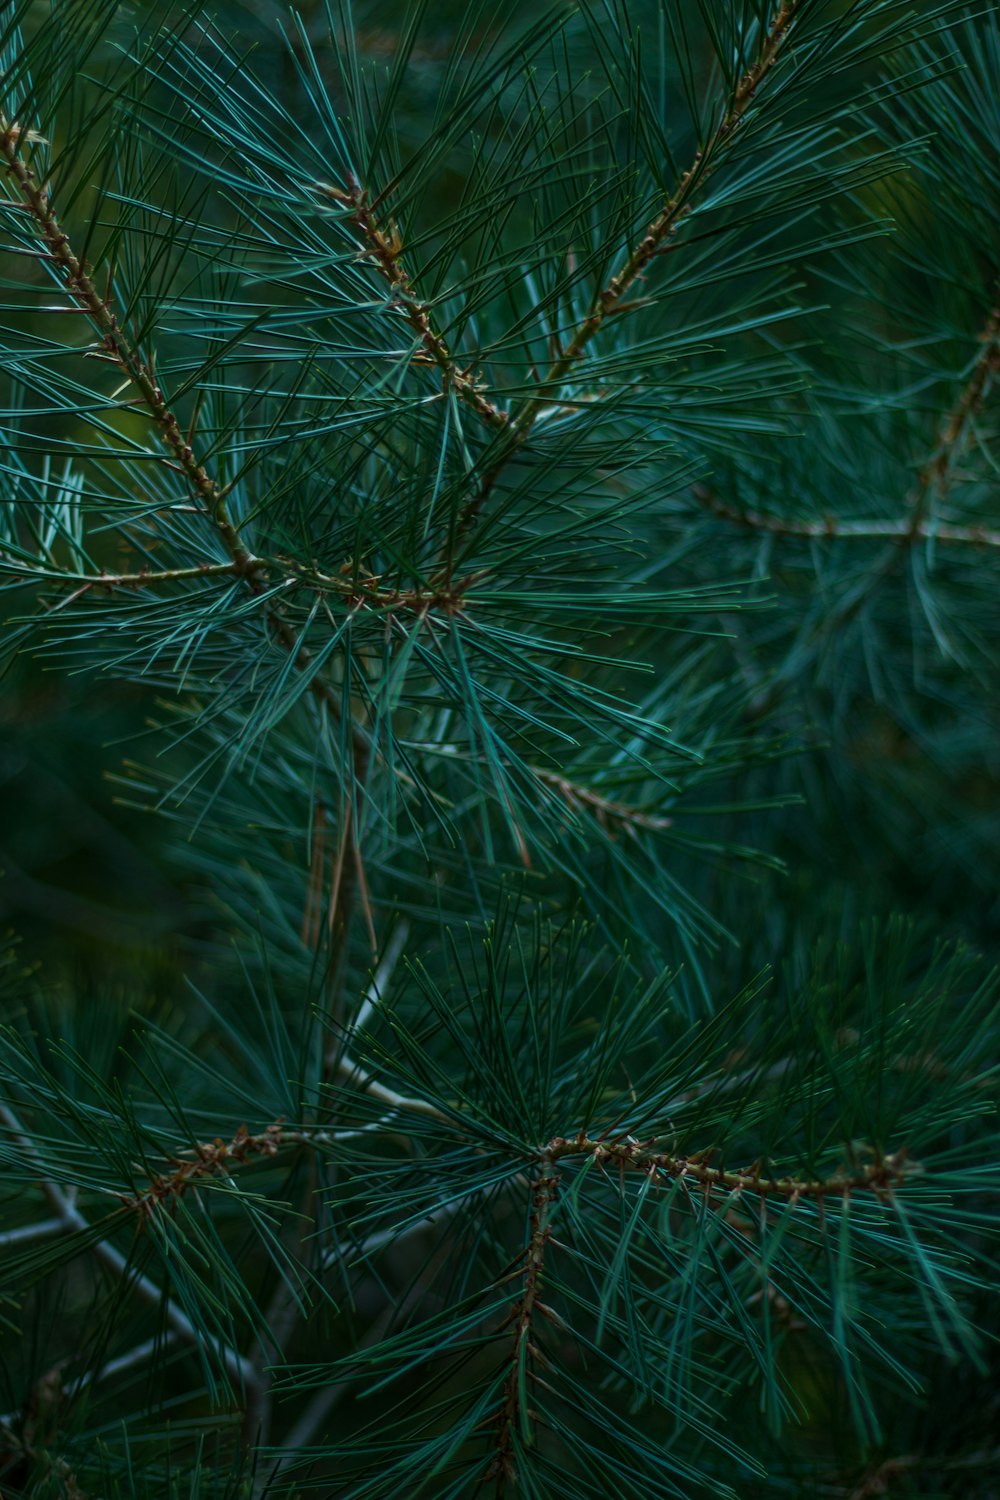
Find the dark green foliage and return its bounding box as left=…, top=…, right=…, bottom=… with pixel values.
left=0, top=1, right=998, bottom=1495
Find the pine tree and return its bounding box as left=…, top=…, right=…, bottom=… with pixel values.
left=1, top=1, right=998, bottom=1495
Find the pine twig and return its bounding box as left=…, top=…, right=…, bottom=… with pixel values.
left=547, top=1134, right=914, bottom=1204
left=116, top=1100, right=442, bottom=1224
left=0, top=1103, right=259, bottom=1391
left=710, top=287, right=1000, bottom=687
left=6, top=560, right=245, bottom=592
left=535, top=768, right=673, bottom=835
left=117, top=1121, right=288, bottom=1217
left=451, top=0, right=805, bottom=545
left=0, top=116, right=258, bottom=579
left=691, top=482, right=1000, bottom=548
left=316, top=175, right=509, bottom=430
left=908, top=294, right=1000, bottom=532
left=0, top=113, right=388, bottom=816
left=487, top=1166, right=559, bottom=1496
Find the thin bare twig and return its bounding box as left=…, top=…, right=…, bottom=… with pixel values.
left=61, top=1334, right=180, bottom=1403
left=272, top=1305, right=396, bottom=1461
left=322, top=1178, right=511, bottom=1274
left=0, top=1215, right=66, bottom=1248
left=333, top=1056, right=448, bottom=1122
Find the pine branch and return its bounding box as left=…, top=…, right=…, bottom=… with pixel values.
left=3, top=7, right=998, bottom=1490
left=10, top=550, right=677, bottom=848
left=10, top=560, right=245, bottom=594
left=117, top=1120, right=288, bottom=1217
left=546, top=1134, right=913, bottom=1204
left=535, top=767, right=674, bottom=835
left=315, top=177, right=510, bottom=431
left=0, top=116, right=258, bottom=580
left=712, top=286, right=1000, bottom=690
left=451, top=0, right=805, bottom=545
left=0, top=117, right=400, bottom=925
left=117, top=1093, right=441, bottom=1224
left=0, top=119, right=692, bottom=891
left=908, top=292, right=1000, bottom=533
left=488, top=1166, right=558, bottom=1496
left=405, top=739, right=678, bottom=841
left=0, top=112, right=379, bottom=844
left=0, top=1103, right=259, bottom=1391
left=691, top=482, right=1000, bottom=548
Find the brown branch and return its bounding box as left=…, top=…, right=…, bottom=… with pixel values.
left=547, top=1134, right=913, bottom=1204
left=7, top=560, right=245, bottom=594
left=534, top=767, right=673, bottom=835
left=452, top=0, right=805, bottom=544
left=7, top=553, right=485, bottom=622
left=839, top=1445, right=1000, bottom=1496
left=691, top=482, right=1000, bottom=548
left=1, top=1380, right=93, bottom=1500
left=846, top=1456, right=917, bottom=1500
left=488, top=1167, right=559, bottom=1496
left=113, top=1115, right=381, bottom=1212
left=909, top=295, right=1000, bottom=532
left=690, top=294, right=1000, bottom=552
left=0, top=1102, right=260, bottom=1390
left=0, top=116, right=258, bottom=580
left=119, top=1083, right=445, bottom=1222
left=118, top=1121, right=288, bottom=1218
left=317, top=176, right=509, bottom=430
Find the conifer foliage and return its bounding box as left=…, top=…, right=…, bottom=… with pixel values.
left=0, top=1, right=998, bottom=1495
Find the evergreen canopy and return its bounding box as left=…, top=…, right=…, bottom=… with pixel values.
left=0, top=0, right=998, bottom=1495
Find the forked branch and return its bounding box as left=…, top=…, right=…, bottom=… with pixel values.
left=0, top=115, right=389, bottom=868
